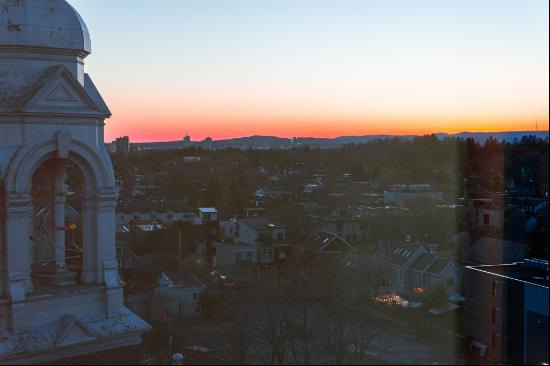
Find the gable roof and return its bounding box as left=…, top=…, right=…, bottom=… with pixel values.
left=305, top=231, right=355, bottom=254
left=390, top=244, right=425, bottom=266
left=426, top=258, right=450, bottom=275
left=410, top=253, right=436, bottom=272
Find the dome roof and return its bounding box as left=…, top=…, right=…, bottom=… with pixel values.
left=0, top=0, right=91, bottom=55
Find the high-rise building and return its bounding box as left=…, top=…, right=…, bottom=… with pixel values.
left=0, top=1, right=149, bottom=364
left=202, top=137, right=214, bottom=150
left=115, top=136, right=131, bottom=154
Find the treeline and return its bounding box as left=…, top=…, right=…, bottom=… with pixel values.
left=110, top=135, right=549, bottom=209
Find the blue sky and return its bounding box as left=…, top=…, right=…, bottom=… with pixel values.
left=68, top=0, right=549, bottom=141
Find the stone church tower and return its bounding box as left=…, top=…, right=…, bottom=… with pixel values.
left=0, top=1, right=149, bottom=363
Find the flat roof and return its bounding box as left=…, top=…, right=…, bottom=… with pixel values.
left=467, top=262, right=549, bottom=288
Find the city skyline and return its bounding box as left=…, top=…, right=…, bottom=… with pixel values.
left=69, top=0, right=549, bottom=142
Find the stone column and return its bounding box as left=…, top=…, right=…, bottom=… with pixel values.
left=96, top=189, right=124, bottom=317
left=0, top=197, right=5, bottom=298
left=54, top=164, right=67, bottom=270
left=80, top=197, right=97, bottom=285
left=95, top=189, right=118, bottom=284
left=40, top=163, right=76, bottom=287
left=5, top=193, right=32, bottom=332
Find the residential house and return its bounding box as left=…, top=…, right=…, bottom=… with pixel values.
left=153, top=271, right=206, bottom=321
left=215, top=242, right=259, bottom=282
left=117, top=199, right=195, bottom=229
left=388, top=244, right=429, bottom=296
left=406, top=253, right=462, bottom=300
left=215, top=217, right=291, bottom=279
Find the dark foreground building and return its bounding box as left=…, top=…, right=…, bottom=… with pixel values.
left=465, top=259, right=549, bottom=365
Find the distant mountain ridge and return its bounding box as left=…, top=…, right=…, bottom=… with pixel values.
left=212, top=131, right=549, bottom=149
left=129, top=131, right=549, bottom=150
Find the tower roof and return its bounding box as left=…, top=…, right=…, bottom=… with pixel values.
left=0, top=0, right=91, bottom=55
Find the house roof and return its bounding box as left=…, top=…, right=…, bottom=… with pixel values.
left=410, top=253, right=435, bottom=272
left=426, top=258, right=450, bottom=275
left=238, top=217, right=283, bottom=231
left=199, top=208, right=218, bottom=213
left=160, top=271, right=204, bottom=289
left=118, top=199, right=195, bottom=214
left=389, top=245, right=424, bottom=266
left=305, top=231, right=354, bottom=254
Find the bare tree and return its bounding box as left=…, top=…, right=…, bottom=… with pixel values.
left=287, top=269, right=317, bottom=365
left=255, top=280, right=290, bottom=365
left=224, top=303, right=256, bottom=365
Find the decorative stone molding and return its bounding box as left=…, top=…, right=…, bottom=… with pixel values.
left=56, top=131, right=72, bottom=159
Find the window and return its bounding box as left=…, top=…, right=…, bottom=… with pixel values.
left=259, top=232, right=271, bottom=242
left=150, top=214, right=157, bottom=219
left=235, top=253, right=242, bottom=262
left=134, top=215, right=141, bottom=220
left=246, top=252, right=253, bottom=262
left=262, top=249, right=273, bottom=259
left=193, top=293, right=199, bottom=300
left=447, top=277, right=454, bottom=287
left=484, top=213, right=490, bottom=226
left=167, top=214, right=174, bottom=220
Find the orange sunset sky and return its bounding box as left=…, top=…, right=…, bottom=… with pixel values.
left=70, top=0, right=549, bottom=142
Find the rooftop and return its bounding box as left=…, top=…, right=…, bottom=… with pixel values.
left=160, top=271, right=205, bottom=289
left=118, top=199, right=195, bottom=214
left=238, top=217, right=283, bottom=231
left=467, top=259, right=549, bottom=288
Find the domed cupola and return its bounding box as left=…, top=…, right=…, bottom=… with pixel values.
left=0, top=0, right=91, bottom=55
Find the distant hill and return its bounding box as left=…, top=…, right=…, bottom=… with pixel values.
left=212, top=131, right=548, bottom=149
left=130, top=131, right=548, bottom=150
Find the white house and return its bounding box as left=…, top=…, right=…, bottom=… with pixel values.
left=153, top=271, right=205, bottom=321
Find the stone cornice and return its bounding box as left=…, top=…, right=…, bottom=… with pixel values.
left=0, top=45, right=89, bottom=58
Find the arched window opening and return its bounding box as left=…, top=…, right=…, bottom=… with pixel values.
left=31, top=159, right=84, bottom=290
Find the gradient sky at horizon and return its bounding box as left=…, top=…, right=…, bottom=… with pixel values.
left=69, top=0, right=549, bottom=142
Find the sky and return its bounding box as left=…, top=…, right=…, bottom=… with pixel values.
left=68, top=0, right=549, bottom=142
